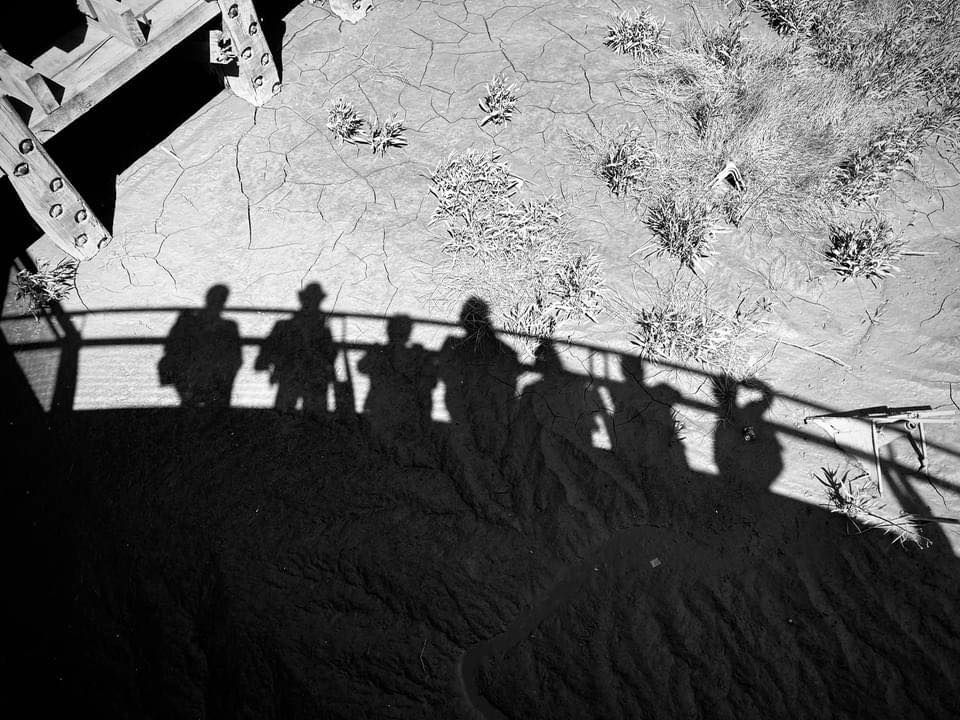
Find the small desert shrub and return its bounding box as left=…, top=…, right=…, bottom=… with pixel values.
left=604, top=8, right=667, bottom=61
left=480, top=74, right=521, bottom=126
left=644, top=194, right=715, bottom=270
left=15, top=258, right=77, bottom=319
left=817, top=466, right=931, bottom=548
left=368, top=114, right=407, bottom=156
left=629, top=281, right=759, bottom=374
left=825, top=217, right=904, bottom=282
left=430, top=149, right=520, bottom=223
left=326, top=99, right=366, bottom=144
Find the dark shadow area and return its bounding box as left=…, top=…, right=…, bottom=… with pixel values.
left=2, top=286, right=959, bottom=719
left=256, top=283, right=336, bottom=416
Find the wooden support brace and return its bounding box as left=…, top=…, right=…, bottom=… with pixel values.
left=0, top=47, right=62, bottom=115
left=0, top=96, right=111, bottom=260
left=216, top=0, right=281, bottom=107
left=77, top=1, right=149, bottom=48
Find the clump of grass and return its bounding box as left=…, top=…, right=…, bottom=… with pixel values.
left=750, top=0, right=816, bottom=37
left=430, top=149, right=520, bottom=222
left=326, top=99, right=366, bottom=145
left=480, top=74, right=521, bottom=126
left=825, top=217, right=904, bottom=283
left=629, top=281, right=759, bottom=374
left=604, top=8, right=667, bottom=61
left=817, top=466, right=931, bottom=549
left=368, top=114, right=407, bottom=156
left=15, top=258, right=77, bottom=320
left=832, top=107, right=959, bottom=204
left=567, top=124, right=654, bottom=197
left=644, top=194, right=715, bottom=270
left=429, top=149, right=606, bottom=343
left=693, top=13, right=748, bottom=68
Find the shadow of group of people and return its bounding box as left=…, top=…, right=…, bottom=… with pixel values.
left=158, top=284, right=790, bottom=528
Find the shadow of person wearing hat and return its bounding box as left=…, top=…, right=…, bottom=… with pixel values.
left=256, top=283, right=337, bottom=417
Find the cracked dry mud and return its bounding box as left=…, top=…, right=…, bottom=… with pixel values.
left=3, top=1, right=960, bottom=719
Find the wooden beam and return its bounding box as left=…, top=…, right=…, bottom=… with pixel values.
left=0, top=96, right=111, bottom=260
left=0, top=47, right=62, bottom=115
left=216, top=0, right=280, bottom=107
left=79, top=1, right=149, bottom=48
left=27, top=0, right=221, bottom=139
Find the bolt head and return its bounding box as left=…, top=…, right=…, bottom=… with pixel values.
left=272, top=82, right=282, bottom=94
left=13, top=162, right=29, bottom=177
left=50, top=204, right=63, bottom=218
left=253, top=75, right=264, bottom=87
left=19, top=139, right=34, bottom=154
left=241, top=47, right=252, bottom=59
left=261, top=53, right=270, bottom=66
left=248, top=22, right=258, bottom=35
left=74, top=233, right=88, bottom=247
left=50, top=177, right=64, bottom=192
left=227, top=4, right=238, bottom=18
left=75, top=209, right=88, bottom=223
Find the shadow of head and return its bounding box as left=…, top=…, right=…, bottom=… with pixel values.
left=387, top=315, right=413, bottom=344
left=205, top=284, right=230, bottom=314
left=459, top=296, right=493, bottom=335
left=298, top=283, right=327, bottom=311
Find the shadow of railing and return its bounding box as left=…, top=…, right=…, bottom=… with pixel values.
left=3, top=302, right=958, bottom=499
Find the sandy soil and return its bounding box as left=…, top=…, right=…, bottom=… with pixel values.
left=2, top=1, right=959, bottom=718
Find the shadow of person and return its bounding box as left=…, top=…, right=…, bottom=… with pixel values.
left=607, top=354, right=691, bottom=518
left=357, top=314, right=438, bottom=466
left=255, top=283, right=337, bottom=417
left=508, top=340, right=640, bottom=534
left=158, top=285, right=241, bottom=409
left=438, top=297, right=522, bottom=526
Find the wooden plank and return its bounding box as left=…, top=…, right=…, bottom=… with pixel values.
left=83, top=1, right=148, bottom=48
left=217, top=0, right=280, bottom=107
left=28, top=0, right=220, bottom=139
left=0, top=96, right=110, bottom=259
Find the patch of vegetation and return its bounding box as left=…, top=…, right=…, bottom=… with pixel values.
left=326, top=99, right=366, bottom=145
left=368, top=114, right=407, bottom=156
left=629, top=281, right=762, bottom=375
left=480, top=74, right=521, bottom=126
left=817, top=466, right=931, bottom=548
left=429, top=150, right=606, bottom=346
left=825, top=216, right=904, bottom=283
left=644, top=193, right=715, bottom=271
left=604, top=8, right=667, bottom=61
left=430, top=149, right=521, bottom=222
left=15, top=258, right=77, bottom=320
left=832, top=107, right=959, bottom=204
left=567, top=124, right=655, bottom=198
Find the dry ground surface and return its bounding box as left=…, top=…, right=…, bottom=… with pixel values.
left=3, top=1, right=960, bottom=718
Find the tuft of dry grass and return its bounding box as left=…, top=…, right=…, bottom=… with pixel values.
left=629, top=281, right=763, bottom=376
left=567, top=124, right=655, bottom=198
left=825, top=216, right=904, bottom=283
left=816, top=466, right=931, bottom=548
left=429, top=150, right=606, bottom=345
left=644, top=193, right=716, bottom=270
left=480, top=74, right=521, bottom=126
left=368, top=114, right=407, bottom=156
left=604, top=7, right=668, bottom=61
left=15, top=258, right=77, bottom=320
left=430, top=149, right=520, bottom=223
left=326, top=99, right=366, bottom=145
